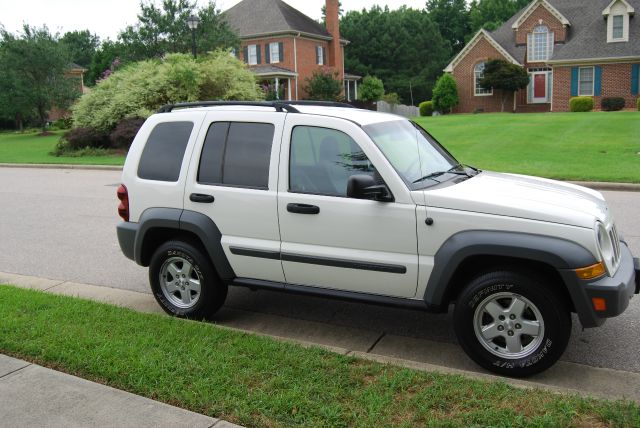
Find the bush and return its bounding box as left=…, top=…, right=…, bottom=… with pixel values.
left=382, top=93, right=401, bottom=105
left=419, top=101, right=434, bottom=116
left=432, top=74, right=459, bottom=114
left=73, top=51, right=263, bottom=132
left=50, top=117, right=73, bottom=130
left=601, top=97, right=626, bottom=112
left=303, top=68, right=343, bottom=101
left=110, top=117, right=145, bottom=150
left=358, top=76, right=385, bottom=102
left=569, top=96, right=594, bottom=112
left=637, top=98, right=640, bottom=111
left=59, top=127, right=110, bottom=151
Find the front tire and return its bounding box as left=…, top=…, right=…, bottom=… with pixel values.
left=453, top=270, right=571, bottom=377
left=149, top=240, right=227, bottom=320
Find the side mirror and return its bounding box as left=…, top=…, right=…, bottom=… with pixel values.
left=347, top=175, right=394, bottom=202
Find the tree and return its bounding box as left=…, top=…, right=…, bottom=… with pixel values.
left=0, top=26, right=80, bottom=132
left=425, top=0, right=470, bottom=54
left=340, top=6, right=451, bottom=105
left=118, top=0, right=238, bottom=61
left=479, top=59, right=529, bottom=112
left=73, top=52, right=263, bottom=131
left=86, top=40, right=126, bottom=86
left=303, top=69, right=343, bottom=101
left=432, top=73, right=459, bottom=113
left=358, top=76, right=385, bottom=102
left=60, top=30, right=100, bottom=68
left=468, top=0, right=530, bottom=32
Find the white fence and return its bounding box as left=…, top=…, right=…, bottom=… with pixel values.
left=376, top=101, right=420, bottom=118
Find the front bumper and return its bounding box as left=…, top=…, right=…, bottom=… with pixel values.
left=563, top=243, right=637, bottom=328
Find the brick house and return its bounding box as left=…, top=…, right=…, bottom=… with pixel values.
left=445, top=0, right=640, bottom=113
left=223, top=0, right=360, bottom=101
left=48, top=63, right=89, bottom=122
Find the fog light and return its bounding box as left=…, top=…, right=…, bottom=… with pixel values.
left=592, top=297, right=607, bottom=312
left=575, top=262, right=606, bottom=280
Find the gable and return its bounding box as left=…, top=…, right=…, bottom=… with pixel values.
left=444, top=30, right=520, bottom=73
left=512, top=0, right=570, bottom=29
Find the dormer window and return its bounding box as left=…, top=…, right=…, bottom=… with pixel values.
left=527, top=25, right=554, bottom=62
left=603, top=0, right=634, bottom=43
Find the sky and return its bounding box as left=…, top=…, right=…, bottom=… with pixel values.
left=0, top=0, right=429, bottom=41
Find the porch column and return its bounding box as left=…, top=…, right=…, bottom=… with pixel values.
left=287, top=78, right=292, bottom=101
left=275, top=77, right=280, bottom=100
left=354, top=80, right=358, bottom=101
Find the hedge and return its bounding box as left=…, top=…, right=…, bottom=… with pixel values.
left=601, top=97, right=625, bottom=112
left=569, top=96, right=594, bottom=112
left=419, top=101, right=434, bottom=117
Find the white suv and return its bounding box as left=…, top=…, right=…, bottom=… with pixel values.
left=117, top=101, right=639, bottom=376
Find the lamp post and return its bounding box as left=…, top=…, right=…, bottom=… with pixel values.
left=187, top=15, right=200, bottom=59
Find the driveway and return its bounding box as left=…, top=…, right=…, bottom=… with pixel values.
left=1, top=167, right=639, bottom=375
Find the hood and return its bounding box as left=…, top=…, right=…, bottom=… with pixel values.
left=422, top=171, right=610, bottom=229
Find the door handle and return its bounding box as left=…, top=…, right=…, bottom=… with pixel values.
left=287, top=203, right=320, bottom=214
left=189, top=193, right=215, bottom=203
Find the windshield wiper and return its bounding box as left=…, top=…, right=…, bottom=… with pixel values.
left=412, top=165, right=471, bottom=184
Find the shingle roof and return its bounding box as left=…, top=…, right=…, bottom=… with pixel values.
left=223, top=0, right=331, bottom=39
left=250, top=64, right=297, bottom=76
left=490, top=0, right=640, bottom=63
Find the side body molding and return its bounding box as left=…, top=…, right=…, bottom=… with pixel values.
left=133, top=208, right=235, bottom=281
left=424, top=230, right=598, bottom=306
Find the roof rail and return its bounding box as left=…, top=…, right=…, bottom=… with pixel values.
left=157, top=100, right=354, bottom=114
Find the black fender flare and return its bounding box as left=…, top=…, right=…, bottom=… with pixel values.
left=424, top=230, right=597, bottom=307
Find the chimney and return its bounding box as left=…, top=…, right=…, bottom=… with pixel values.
left=325, top=0, right=343, bottom=81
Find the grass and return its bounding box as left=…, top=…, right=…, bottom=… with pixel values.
left=0, top=131, right=125, bottom=165
left=415, top=111, right=640, bottom=183
left=1, top=285, right=638, bottom=427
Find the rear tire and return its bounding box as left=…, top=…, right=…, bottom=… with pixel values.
left=453, top=270, right=571, bottom=377
left=149, top=240, right=227, bottom=320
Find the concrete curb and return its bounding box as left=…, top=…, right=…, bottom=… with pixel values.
left=2, top=271, right=639, bottom=404
left=570, top=181, right=640, bottom=192
left=0, top=163, right=122, bottom=171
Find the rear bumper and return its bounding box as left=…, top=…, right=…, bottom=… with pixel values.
left=117, top=222, right=138, bottom=261
left=564, top=243, right=637, bottom=328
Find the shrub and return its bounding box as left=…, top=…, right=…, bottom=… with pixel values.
left=50, top=117, right=73, bottom=130
left=73, top=51, right=263, bottom=132
left=60, top=127, right=110, bottom=151
left=358, top=76, right=385, bottom=102
left=382, top=92, right=401, bottom=105
left=419, top=101, right=434, bottom=116
left=601, top=97, right=626, bottom=112
left=303, top=68, right=342, bottom=101
left=637, top=98, right=640, bottom=111
left=432, top=74, right=459, bottom=114
left=110, top=117, right=145, bottom=150
left=569, top=96, right=594, bottom=112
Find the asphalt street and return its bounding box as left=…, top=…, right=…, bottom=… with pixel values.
left=1, top=167, right=639, bottom=373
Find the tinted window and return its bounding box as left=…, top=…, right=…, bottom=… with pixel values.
left=290, top=126, right=375, bottom=197
left=198, top=122, right=274, bottom=189
left=138, top=121, right=193, bottom=182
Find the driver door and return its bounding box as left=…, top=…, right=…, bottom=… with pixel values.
left=277, top=114, right=419, bottom=298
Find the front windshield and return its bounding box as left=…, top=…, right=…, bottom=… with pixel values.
left=363, top=120, right=459, bottom=190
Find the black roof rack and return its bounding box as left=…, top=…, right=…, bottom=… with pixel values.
left=157, top=100, right=354, bottom=114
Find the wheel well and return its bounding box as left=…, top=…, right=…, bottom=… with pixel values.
left=139, top=227, right=208, bottom=267
left=442, top=255, right=575, bottom=312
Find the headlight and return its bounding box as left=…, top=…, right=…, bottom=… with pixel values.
left=595, top=222, right=615, bottom=275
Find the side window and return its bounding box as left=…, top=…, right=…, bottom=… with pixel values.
left=198, top=122, right=275, bottom=189
left=137, top=121, right=193, bottom=182
left=289, top=126, right=375, bottom=197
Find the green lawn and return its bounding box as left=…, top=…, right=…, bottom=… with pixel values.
left=0, top=131, right=125, bottom=165
left=415, top=111, right=640, bottom=183
left=1, top=285, right=638, bottom=427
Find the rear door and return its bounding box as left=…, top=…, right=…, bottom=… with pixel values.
left=184, top=110, right=286, bottom=282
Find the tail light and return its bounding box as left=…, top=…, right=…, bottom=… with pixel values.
left=117, top=184, right=129, bottom=222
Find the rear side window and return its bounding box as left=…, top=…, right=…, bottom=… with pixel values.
left=137, top=121, right=194, bottom=182
left=198, top=122, right=275, bottom=189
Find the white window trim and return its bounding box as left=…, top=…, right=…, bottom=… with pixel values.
left=474, top=62, right=493, bottom=96
left=316, top=46, right=324, bottom=65
left=247, top=44, right=258, bottom=65
left=612, top=15, right=624, bottom=39
left=606, top=2, right=630, bottom=43
left=578, top=66, right=595, bottom=96
left=269, top=42, right=280, bottom=64
left=527, top=25, right=554, bottom=63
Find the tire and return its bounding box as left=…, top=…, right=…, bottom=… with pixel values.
left=149, top=240, right=227, bottom=320
left=453, top=270, right=571, bottom=377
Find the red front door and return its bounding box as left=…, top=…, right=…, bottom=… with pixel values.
left=534, top=74, right=546, bottom=98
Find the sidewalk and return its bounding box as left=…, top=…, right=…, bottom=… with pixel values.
left=0, top=354, right=242, bottom=428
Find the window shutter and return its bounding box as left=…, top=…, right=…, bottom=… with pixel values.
left=265, top=44, right=271, bottom=64
left=279, top=42, right=284, bottom=62
left=594, top=66, right=602, bottom=96
left=256, top=45, right=262, bottom=64
left=571, top=67, right=579, bottom=96
left=631, top=64, right=640, bottom=95
left=243, top=46, right=249, bottom=63
left=527, top=33, right=533, bottom=62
